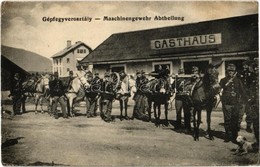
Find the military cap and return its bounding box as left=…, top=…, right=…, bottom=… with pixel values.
left=54, top=72, right=58, bottom=76
left=141, top=70, right=145, bottom=74
left=95, top=72, right=99, bottom=76
left=14, top=73, right=20, bottom=78
left=242, top=59, right=250, bottom=66
left=227, top=64, right=236, bottom=71
left=192, top=66, right=199, bottom=72
left=178, top=68, right=184, bottom=74
left=104, top=72, right=110, bottom=77
left=136, top=70, right=141, bottom=74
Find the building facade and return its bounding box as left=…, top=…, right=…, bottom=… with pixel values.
left=80, top=14, right=258, bottom=79
left=52, top=40, right=92, bottom=77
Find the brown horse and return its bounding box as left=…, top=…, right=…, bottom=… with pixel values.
left=191, top=68, right=220, bottom=141
left=147, top=78, right=172, bottom=127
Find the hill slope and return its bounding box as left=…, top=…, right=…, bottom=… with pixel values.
left=1, top=45, right=52, bottom=73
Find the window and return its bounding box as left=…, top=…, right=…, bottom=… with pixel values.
left=111, top=64, right=126, bottom=73
left=183, top=61, right=209, bottom=74
left=67, top=68, right=70, bottom=72
left=83, top=49, right=86, bottom=53
left=152, top=61, right=172, bottom=74
left=59, top=58, right=62, bottom=65
left=77, top=49, right=80, bottom=53
left=181, top=58, right=211, bottom=74
left=56, top=59, right=58, bottom=65
left=80, top=49, right=84, bottom=53
left=67, top=58, right=70, bottom=63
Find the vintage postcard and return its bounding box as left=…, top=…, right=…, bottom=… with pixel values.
left=1, top=1, right=259, bottom=166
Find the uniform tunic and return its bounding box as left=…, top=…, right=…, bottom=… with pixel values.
left=172, top=77, right=192, bottom=129
left=10, top=78, right=23, bottom=114
left=100, top=79, right=115, bottom=122
left=238, top=70, right=254, bottom=127
left=220, top=76, right=245, bottom=140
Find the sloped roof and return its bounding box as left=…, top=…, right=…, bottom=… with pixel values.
left=81, top=14, right=258, bottom=64
left=51, top=41, right=92, bottom=58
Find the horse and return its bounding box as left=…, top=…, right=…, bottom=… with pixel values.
left=115, top=75, right=136, bottom=120
left=65, top=73, right=90, bottom=117
left=190, top=69, right=220, bottom=141
left=147, top=78, right=172, bottom=127
left=22, top=75, right=50, bottom=114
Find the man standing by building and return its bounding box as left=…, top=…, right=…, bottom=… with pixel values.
left=238, top=60, right=254, bottom=132
left=132, top=70, right=149, bottom=121
left=9, top=73, right=23, bottom=115
left=100, top=72, right=115, bottom=122
left=248, top=59, right=259, bottom=147
left=219, top=64, right=246, bottom=143
left=85, top=73, right=99, bottom=118
left=49, top=72, right=68, bottom=119
left=172, top=68, right=192, bottom=132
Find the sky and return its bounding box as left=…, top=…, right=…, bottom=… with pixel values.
left=1, top=1, right=258, bottom=59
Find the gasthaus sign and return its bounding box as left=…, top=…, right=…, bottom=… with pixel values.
left=151, top=33, right=222, bottom=49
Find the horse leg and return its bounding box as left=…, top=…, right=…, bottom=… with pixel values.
left=124, top=99, right=129, bottom=120
left=35, top=94, right=39, bottom=114
left=193, top=109, right=198, bottom=141
left=40, top=96, right=44, bottom=113
left=196, top=110, right=202, bottom=141
left=206, top=106, right=214, bottom=140
left=165, top=102, right=169, bottom=126
left=147, top=99, right=152, bottom=121
left=120, top=100, right=123, bottom=121
left=157, top=104, right=161, bottom=128
left=70, top=98, right=75, bottom=117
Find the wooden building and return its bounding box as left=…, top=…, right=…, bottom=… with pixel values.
left=80, top=14, right=258, bottom=79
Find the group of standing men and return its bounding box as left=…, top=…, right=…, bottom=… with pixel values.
left=8, top=59, right=259, bottom=145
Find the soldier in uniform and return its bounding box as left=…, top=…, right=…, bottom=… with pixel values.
left=49, top=72, right=68, bottom=119
left=172, top=68, right=192, bottom=132
left=9, top=73, right=23, bottom=115
left=219, top=64, right=246, bottom=142
left=238, top=60, right=254, bottom=132
left=248, top=59, right=259, bottom=146
left=85, top=73, right=99, bottom=118
left=132, top=70, right=149, bottom=120
left=92, top=72, right=101, bottom=117
left=100, top=72, right=116, bottom=122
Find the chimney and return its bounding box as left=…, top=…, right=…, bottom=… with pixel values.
left=67, top=40, right=71, bottom=47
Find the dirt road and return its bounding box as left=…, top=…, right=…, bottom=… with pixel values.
left=1, top=100, right=259, bottom=166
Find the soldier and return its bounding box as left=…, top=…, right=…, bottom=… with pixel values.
left=219, top=64, right=246, bottom=143
left=238, top=60, right=254, bottom=132
left=49, top=72, right=68, bottom=119
left=85, top=73, right=99, bottom=118
left=132, top=70, right=149, bottom=120
left=172, top=68, right=192, bottom=132
left=92, top=72, right=101, bottom=116
left=248, top=59, right=259, bottom=146
left=100, top=72, right=116, bottom=122
left=9, top=73, right=23, bottom=115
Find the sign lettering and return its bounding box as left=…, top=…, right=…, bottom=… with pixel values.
left=151, top=33, right=222, bottom=49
